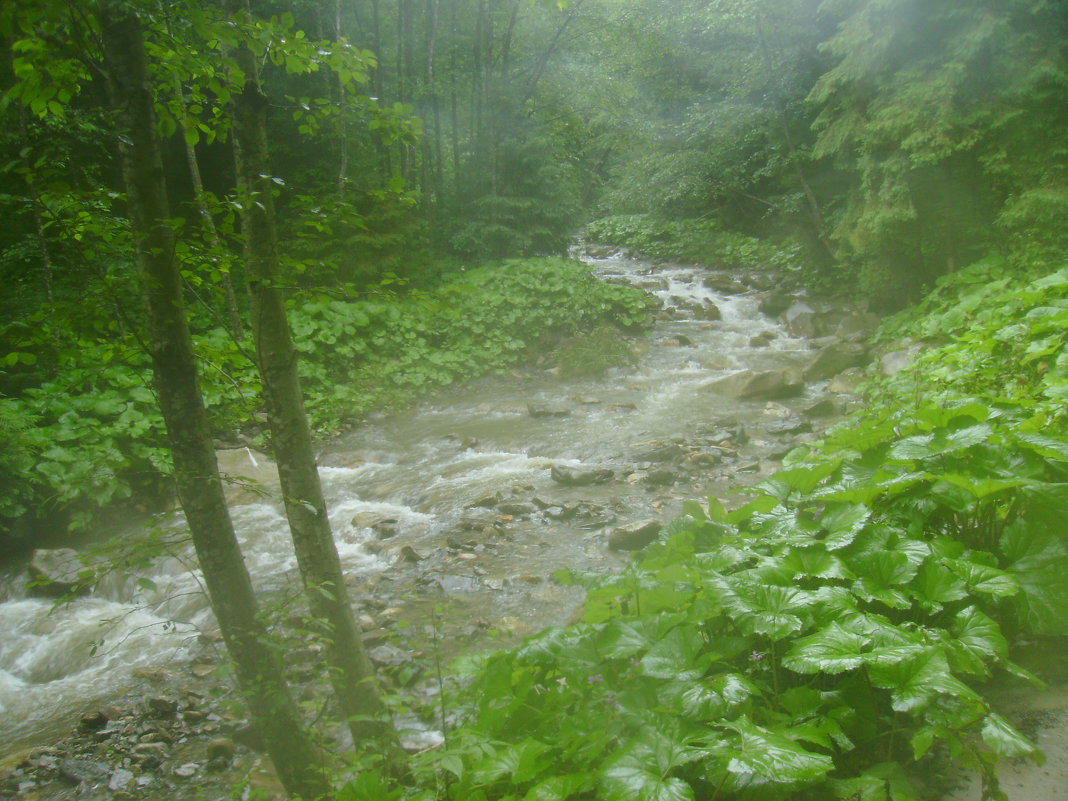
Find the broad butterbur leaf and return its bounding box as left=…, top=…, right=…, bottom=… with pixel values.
left=981, top=713, right=1040, bottom=760
left=724, top=716, right=834, bottom=785
left=783, top=622, right=868, bottom=675
left=868, top=649, right=980, bottom=712
left=640, top=624, right=708, bottom=680
left=719, top=579, right=812, bottom=640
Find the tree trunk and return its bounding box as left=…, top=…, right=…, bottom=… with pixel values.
left=224, top=0, right=401, bottom=766
left=174, top=82, right=246, bottom=341
left=97, top=10, right=329, bottom=800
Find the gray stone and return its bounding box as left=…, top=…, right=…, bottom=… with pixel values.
left=27, top=549, right=93, bottom=597
left=59, top=759, right=110, bottom=786
left=828, top=368, right=865, bottom=394
left=695, top=301, right=723, bottom=321
left=173, top=763, right=199, bottom=779
left=497, top=501, right=537, bottom=517
left=803, top=398, right=841, bottom=419
left=702, top=275, right=748, bottom=294
left=764, top=417, right=812, bottom=436
left=609, top=519, right=664, bottom=551
left=146, top=697, right=178, bottom=718
left=527, top=404, right=571, bottom=418
left=109, top=769, right=135, bottom=792
left=758, top=293, right=795, bottom=319
left=631, top=441, right=686, bottom=463
left=880, top=345, right=923, bottom=376
left=835, top=311, right=881, bottom=339
left=550, top=465, right=614, bottom=486
left=206, top=738, right=235, bottom=762
left=703, top=369, right=803, bottom=400
left=802, top=342, right=870, bottom=382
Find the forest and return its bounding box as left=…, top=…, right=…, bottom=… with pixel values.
left=1, top=0, right=1068, bottom=799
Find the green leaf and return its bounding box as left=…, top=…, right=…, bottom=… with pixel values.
left=640, top=625, right=708, bottom=680
left=1001, top=523, right=1068, bottom=635
left=868, top=649, right=980, bottom=712
left=725, top=716, right=834, bottom=784
left=783, top=622, right=869, bottom=675
left=945, top=558, right=1019, bottom=597
left=719, top=579, right=812, bottom=640
left=950, top=606, right=1007, bottom=671
left=910, top=561, right=968, bottom=613
left=523, top=775, right=589, bottom=801
left=819, top=502, right=871, bottom=550
left=600, top=730, right=705, bottom=801
left=666, top=673, right=757, bottom=719
left=981, top=713, right=1040, bottom=760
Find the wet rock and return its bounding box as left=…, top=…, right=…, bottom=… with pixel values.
left=781, top=301, right=818, bottom=338
left=371, top=519, right=400, bottom=539
left=702, top=275, right=748, bottom=294
left=803, top=398, right=841, bottom=418
left=758, top=292, right=795, bottom=318
left=190, top=662, right=216, bottom=679
left=749, top=331, right=776, bottom=347
left=458, top=509, right=499, bottom=530
left=643, top=468, right=678, bottom=486
left=206, top=738, right=235, bottom=763
left=398, top=546, right=424, bottom=563
left=108, top=768, right=135, bottom=793
left=703, top=369, right=803, bottom=399
left=695, top=301, right=722, bottom=321
left=468, top=492, right=503, bottom=508
left=173, top=763, right=199, bottom=779
left=763, top=417, right=811, bottom=436
left=572, top=395, right=603, bottom=405
left=828, top=368, right=864, bottom=394
left=132, top=742, right=167, bottom=760
left=497, top=501, right=537, bottom=517
left=133, top=667, right=170, bottom=682
left=59, top=759, right=109, bottom=786
left=27, top=549, right=93, bottom=597
left=609, top=519, right=664, bottom=551
left=368, top=644, right=409, bottom=667
left=527, top=404, right=571, bottom=418
left=880, top=344, right=924, bottom=376
left=802, top=342, right=870, bottom=382
left=550, top=465, right=614, bottom=486
left=146, top=697, right=178, bottom=718
left=836, top=311, right=881, bottom=339
left=585, top=244, right=619, bottom=259
left=78, top=711, right=109, bottom=732
left=631, top=440, right=686, bottom=463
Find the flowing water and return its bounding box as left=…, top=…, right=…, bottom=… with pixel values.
left=0, top=251, right=848, bottom=756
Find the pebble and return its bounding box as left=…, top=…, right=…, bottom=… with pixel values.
left=173, top=763, right=199, bottom=778
left=108, top=768, right=135, bottom=792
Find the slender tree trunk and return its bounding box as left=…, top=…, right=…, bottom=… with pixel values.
left=97, top=10, right=329, bottom=800
left=174, top=82, right=246, bottom=341
left=224, top=0, right=401, bottom=766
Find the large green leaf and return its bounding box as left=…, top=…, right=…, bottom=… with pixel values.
left=911, top=561, right=969, bottom=613
left=948, top=606, right=1007, bottom=675
left=868, top=649, right=980, bottom=712
left=598, top=615, right=686, bottom=659
left=819, top=502, right=871, bottom=550
left=783, top=622, right=868, bottom=675
left=724, top=716, right=834, bottom=784
left=1001, top=523, right=1068, bottom=635
left=782, top=547, right=855, bottom=580
left=599, top=730, right=707, bottom=801
left=523, top=774, right=590, bottom=801
left=981, top=713, right=1040, bottom=760
left=719, top=579, right=812, bottom=640
left=945, top=558, right=1019, bottom=597
left=640, top=625, right=708, bottom=680
left=665, top=673, right=757, bottom=720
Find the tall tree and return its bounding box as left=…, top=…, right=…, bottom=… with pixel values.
left=224, top=0, right=402, bottom=766
left=95, top=4, right=330, bottom=798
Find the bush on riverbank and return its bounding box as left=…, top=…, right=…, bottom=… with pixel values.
left=379, top=256, right=1068, bottom=801
left=585, top=214, right=801, bottom=272
left=0, top=258, right=653, bottom=550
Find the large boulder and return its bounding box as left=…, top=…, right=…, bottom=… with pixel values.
left=758, top=293, right=796, bottom=319
left=835, top=311, right=882, bottom=340
left=27, top=548, right=94, bottom=597
left=609, top=519, right=664, bottom=551
left=702, top=275, right=748, bottom=295
left=802, top=342, right=870, bottom=382
left=703, top=369, right=803, bottom=400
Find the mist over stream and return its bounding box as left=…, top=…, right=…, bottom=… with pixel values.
left=0, top=250, right=856, bottom=756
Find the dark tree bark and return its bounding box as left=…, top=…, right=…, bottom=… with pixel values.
left=224, top=0, right=401, bottom=766
left=97, top=9, right=329, bottom=800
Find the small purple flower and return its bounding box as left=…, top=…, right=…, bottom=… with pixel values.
left=588, top=673, right=605, bottom=684
left=751, top=651, right=765, bottom=662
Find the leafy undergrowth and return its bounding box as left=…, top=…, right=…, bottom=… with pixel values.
left=584, top=215, right=800, bottom=272
left=0, top=257, right=653, bottom=541
left=351, top=258, right=1068, bottom=801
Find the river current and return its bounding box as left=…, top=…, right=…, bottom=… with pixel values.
left=0, top=250, right=849, bottom=755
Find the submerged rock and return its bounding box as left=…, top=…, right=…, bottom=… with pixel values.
left=550, top=465, right=614, bottom=486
